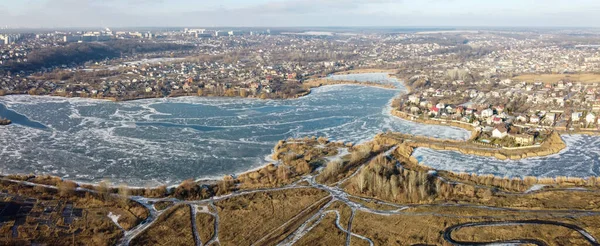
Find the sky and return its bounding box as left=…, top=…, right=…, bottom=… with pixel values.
left=1, top=0, right=600, bottom=28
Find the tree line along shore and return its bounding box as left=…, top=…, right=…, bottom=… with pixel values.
left=0, top=76, right=396, bottom=102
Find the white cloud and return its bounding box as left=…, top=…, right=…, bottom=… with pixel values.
left=2, top=0, right=600, bottom=28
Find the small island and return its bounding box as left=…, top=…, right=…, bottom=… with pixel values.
left=0, top=118, right=11, bottom=126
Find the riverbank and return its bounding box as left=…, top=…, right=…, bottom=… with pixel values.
left=0, top=77, right=397, bottom=103
left=391, top=109, right=478, bottom=140
left=302, top=78, right=397, bottom=90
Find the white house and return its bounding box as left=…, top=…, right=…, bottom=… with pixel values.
left=586, top=113, right=596, bottom=124
left=543, top=113, right=556, bottom=125
left=492, top=125, right=509, bottom=139
left=572, top=112, right=583, bottom=122
left=408, top=95, right=420, bottom=104
left=516, top=115, right=528, bottom=123
left=481, top=109, right=494, bottom=118
left=526, top=85, right=534, bottom=91
left=410, top=107, right=421, bottom=114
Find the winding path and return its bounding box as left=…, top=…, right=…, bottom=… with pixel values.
left=443, top=220, right=600, bottom=246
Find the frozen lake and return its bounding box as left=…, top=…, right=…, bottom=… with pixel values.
left=0, top=73, right=470, bottom=186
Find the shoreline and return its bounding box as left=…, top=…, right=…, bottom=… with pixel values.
left=391, top=109, right=478, bottom=140
left=379, top=131, right=567, bottom=161
left=388, top=109, right=567, bottom=160
left=1, top=132, right=594, bottom=196
left=0, top=70, right=400, bottom=190
left=0, top=69, right=590, bottom=190
left=0, top=76, right=398, bottom=103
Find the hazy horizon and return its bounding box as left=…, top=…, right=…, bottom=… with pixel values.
left=2, top=0, right=600, bottom=28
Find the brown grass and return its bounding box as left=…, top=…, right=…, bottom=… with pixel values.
left=130, top=204, right=195, bottom=245
left=294, top=212, right=347, bottom=246
left=196, top=212, right=216, bottom=244
left=327, top=201, right=353, bottom=231
left=347, top=197, right=399, bottom=211
left=316, top=142, right=390, bottom=186
left=216, top=188, right=329, bottom=246
left=352, top=211, right=449, bottom=245
left=351, top=207, right=600, bottom=246
left=256, top=196, right=332, bottom=246
left=234, top=138, right=344, bottom=191
left=452, top=224, right=590, bottom=246
left=0, top=203, right=124, bottom=246
left=153, top=201, right=174, bottom=211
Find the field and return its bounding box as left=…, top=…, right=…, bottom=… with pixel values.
left=351, top=209, right=600, bottom=246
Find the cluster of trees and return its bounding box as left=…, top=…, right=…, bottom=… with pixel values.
left=446, top=68, right=472, bottom=81
left=403, top=76, right=431, bottom=90
left=195, top=81, right=309, bottom=100
left=3, top=43, right=120, bottom=73
left=448, top=172, right=600, bottom=193
left=221, top=137, right=341, bottom=190
left=350, top=154, right=494, bottom=203
left=352, top=155, right=439, bottom=203
left=0, top=40, right=195, bottom=74
left=171, top=179, right=220, bottom=200
left=317, top=144, right=375, bottom=184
